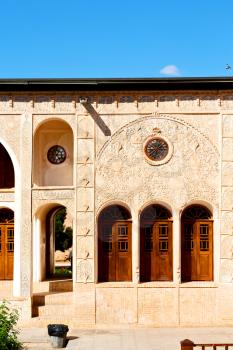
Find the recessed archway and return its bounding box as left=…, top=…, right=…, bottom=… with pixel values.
left=33, top=119, right=73, bottom=186
left=140, top=204, right=173, bottom=282
left=0, top=143, right=14, bottom=189
left=181, top=204, right=213, bottom=282
left=0, top=208, right=14, bottom=280
left=33, top=203, right=73, bottom=282
left=98, top=204, right=132, bottom=282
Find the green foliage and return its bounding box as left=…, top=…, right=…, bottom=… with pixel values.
left=55, top=267, right=72, bottom=277
left=55, top=208, right=73, bottom=251
left=0, top=300, right=23, bottom=350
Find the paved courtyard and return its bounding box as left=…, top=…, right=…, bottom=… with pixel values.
left=19, top=327, right=233, bottom=350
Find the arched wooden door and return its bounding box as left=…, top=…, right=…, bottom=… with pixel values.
left=98, top=205, right=132, bottom=282
left=181, top=205, right=213, bottom=282
left=0, top=209, right=14, bottom=280
left=140, top=205, right=173, bottom=281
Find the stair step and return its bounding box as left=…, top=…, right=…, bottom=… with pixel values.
left=33, top=292, right=73, bottom=306
left=37, top=304, right=75, bottom=317
left=33, top=279, right=73, bottom=293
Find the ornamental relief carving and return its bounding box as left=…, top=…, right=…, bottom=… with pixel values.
left=32, top=198, right=74, bottom=219
left=0, top=192, right=14, bottom=201
left=32, top=189, right=74, bottom=200
left=96, top=115, right=219, bottom=210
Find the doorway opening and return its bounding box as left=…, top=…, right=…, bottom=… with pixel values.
left=46, top=206, right=73, bottom=280
left=0, top=208, right=14, bottom=280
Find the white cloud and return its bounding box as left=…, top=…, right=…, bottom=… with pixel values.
left=160, top=65, right=180, bottom=76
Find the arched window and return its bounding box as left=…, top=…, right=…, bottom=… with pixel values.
left=0, top=208, right=14, bottom=280
left=140, top=204, right=173, bottom=282
left=0, top=144, right=14, bottom=189
left=98, top=205, right=132, bottom=282
left=181, top=205, right=213, bottom=282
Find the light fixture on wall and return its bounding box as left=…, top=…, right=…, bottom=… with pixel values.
left=79, top=96, right=89, bottom=104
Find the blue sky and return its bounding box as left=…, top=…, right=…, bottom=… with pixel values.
left=0, top=0, right=233, bottom=78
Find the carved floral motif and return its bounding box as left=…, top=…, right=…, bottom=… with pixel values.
left=96, top=115, right=219, bottom=211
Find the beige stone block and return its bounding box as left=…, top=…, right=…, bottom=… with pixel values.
left=96, top=288, right=137, bottom=324
left=180, top=287, right=217, bottom=326
left=73, top=284, right=95, bottom=324
left=76, top=236, right=94, bottom=259
left=77, top=139, right=94, bottom=163
left=221, top=211, right=233, bottom=234
left=76, top=259, right=94, bottom=282
left=77, top=163, right=94, bottom=188
left=223, top=115, right=233, bottom=137
left=76, top=212, right=94, bottom=236
left=77, top=115, right=94, bottom=138
left=77, top=188, right=94, bottom=212
left=222, top=138, right=233, bottom=161
left=217, top=285, right=233, bottom=325
left=221, top=235, right=233, bottom=258
left=220, top=259, right=233, bottom=282
left=222, top=187, right=233, bottom=210
left=138, top=288, right=178, bottom=326
left=222, top=162, right=233, bottom=186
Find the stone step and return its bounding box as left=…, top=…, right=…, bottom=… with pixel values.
left=33, top=292, right=74, bottom=306
left=33, top=279, right=73, bottom=293
left=37, top=304, right=75, bottom=317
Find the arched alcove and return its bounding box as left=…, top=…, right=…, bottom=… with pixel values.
left=0, top=208, right=14, bottom=280
left=33, top=119, right=73, bottom=186
left=0, top=143, right=14, bottom=189
left=181, top=204, right=213, bottom=282
left=98, top=204, right=132, bottom=282
left=140, top=204, right=173, bottom=282
left=33, top=203, right=73, bottom=281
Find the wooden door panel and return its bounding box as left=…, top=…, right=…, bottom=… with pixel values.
left=140, top=225, right=153, bottom=282
left=182, top=221, right=213, bottom=281
left=140, top=221, right=172, bottom=281
left=155, top=222, right=173, bottom=281
left=5, top=226, right=14, bottom=280
left=98, top=223, right=115, bottom=282
left=0, top=226, right=5, bottom=279
left=116, top=223, right=132, bottom=281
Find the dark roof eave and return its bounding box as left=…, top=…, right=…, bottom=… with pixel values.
left=0, top=77, right=233, bottom=91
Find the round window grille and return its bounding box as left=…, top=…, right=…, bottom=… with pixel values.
left=47, top=145, right=66, bottom=164
left=143, top=135, right=173, bottom=165
left=145, top=138, right=169, bottom=161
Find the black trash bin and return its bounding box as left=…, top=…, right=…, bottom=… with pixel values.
left=48, top=324, right=69, bottom=348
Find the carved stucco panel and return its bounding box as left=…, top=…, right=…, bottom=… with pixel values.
left=76, top=212, right=94, bottom=236
left=222, top=138, right=233, bottom=162
left=221, top=235, right=233, bottom=259
left=223, top=115, right=233, bottom=137
left=76, top=259, right=94, bottom=282
left=76, top=188, right=94, bottom=212
left=0, top=115, right=21, bottom=161
left=221, top=211, right=233, bottom=235
left=77, top=139, right=94, bottom=163
left=32, top=197, right=74, bottom=219
left=77, top=163, right=94, bottom=188
left=76, top=236, right=94, bottom=259
left=96, top=115, right=219, bottom=211
left=220, top=259, right=233, bottom=282
left=222, top=187, right=233, bottom=210
left=222, top=162, right=233, bottom=186
left=77, top=115, right=94, bottom=139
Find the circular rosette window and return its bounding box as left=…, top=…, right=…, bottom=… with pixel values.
left=47, top=145, right=66, bottom=164
left=143, top=136, right=173, bottom=165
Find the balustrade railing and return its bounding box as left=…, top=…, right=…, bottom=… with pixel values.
left=181, top=339, right=233, bottom=350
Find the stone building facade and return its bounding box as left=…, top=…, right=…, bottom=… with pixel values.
left=0, top=77, right=233, bottom=326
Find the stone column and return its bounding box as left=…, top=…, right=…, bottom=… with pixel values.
left=132, top=211, right=139, bottom=283
left=13, top=113, right=32, bottom=300
left=173, top=209, right=181, bottom=283
left=74, top=110, right=96, bottom=324
left=220, top=114, right=233, bottom=282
